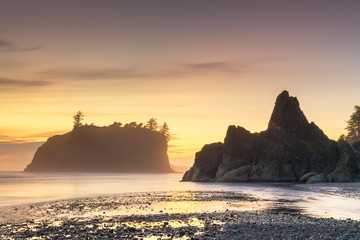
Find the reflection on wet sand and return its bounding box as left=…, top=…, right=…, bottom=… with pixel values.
left=1, top=172, right=360, bottom=221
left=1, top=189, right=360, bottom=225
left=1, top=191, right=359, bottom=240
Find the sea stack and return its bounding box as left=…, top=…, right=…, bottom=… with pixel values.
left=25, top=125, right=173, bottom=173
left=183, top=90, right=360, bottom=183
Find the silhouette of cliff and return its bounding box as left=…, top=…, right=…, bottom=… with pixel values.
left=183, top=91, right=360, bottom=183
left=25, top=125, right=173, bottom=173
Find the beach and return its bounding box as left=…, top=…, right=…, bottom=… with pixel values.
left=0, top=172, right=360, bottom=239
left=0, top=191, right=359, bottom=239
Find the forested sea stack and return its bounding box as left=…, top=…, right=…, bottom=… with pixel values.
left=183, top=91, right=360, bottom=183
left=25, top=121, right=173, bottom=173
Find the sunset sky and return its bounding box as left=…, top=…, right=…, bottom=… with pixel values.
left=1, top=0, right=360, bottom=171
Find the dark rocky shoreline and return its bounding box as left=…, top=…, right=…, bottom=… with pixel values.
left=183, top=91, right=360, bottom=183
left=0, top=191, right=359, bottom=239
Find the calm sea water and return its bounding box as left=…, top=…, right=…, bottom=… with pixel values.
left=0, top=171, right=360, bottom=220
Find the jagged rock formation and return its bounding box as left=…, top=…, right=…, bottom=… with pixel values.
left=25, top=125, right=173, bottom=173
left=182, top=142, right=223, bottom=182
left=183, top=91, right=360, bottom=183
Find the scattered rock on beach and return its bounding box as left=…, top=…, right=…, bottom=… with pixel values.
left=1, top=210, right=359, bottom=240
left=0, top=191, right=359, bottom=239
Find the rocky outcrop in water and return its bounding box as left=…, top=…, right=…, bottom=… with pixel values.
left=182, top=142, right=223, bottom=182
left=25, top=125, right=173, bottom=173
left=183, top=91, right=360, bottom=183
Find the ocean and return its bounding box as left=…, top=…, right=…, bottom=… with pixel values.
left=0, top=171, right=360, bottom=220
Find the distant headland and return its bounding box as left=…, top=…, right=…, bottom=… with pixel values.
left=24, top=116, right=173, bottom=173
left=183, top=90, right=360, bottom=183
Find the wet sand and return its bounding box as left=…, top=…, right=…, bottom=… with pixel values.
left=293, top=182, right=360, bottom=199
left=0, top=191, right=359, bottom=239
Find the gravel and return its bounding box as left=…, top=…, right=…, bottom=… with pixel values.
left=0, top=191, right=359, bottom=239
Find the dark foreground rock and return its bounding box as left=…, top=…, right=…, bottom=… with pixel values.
left=25, top=125, right=173, bottom=173
left=183, top=91, right=360, bottom=182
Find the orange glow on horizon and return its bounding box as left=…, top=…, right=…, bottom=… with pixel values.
left=1, top=1, right=359, bottom=170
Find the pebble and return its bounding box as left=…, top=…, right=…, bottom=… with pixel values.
left=0, top=191, right=359, bottom=240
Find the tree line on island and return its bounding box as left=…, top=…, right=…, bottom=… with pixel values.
left=73, top=111, right=170, bottom=142
left=25, top=111, right=173, bottom=173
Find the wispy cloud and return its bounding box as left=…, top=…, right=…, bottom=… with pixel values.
left=40, top=68, right=147, bottom=80
left=38, top=61, right=242, bottom=81
left=0, top=131, right=66, bottom=143
left=0, top=77, right=51, bottom=87
left=182, top=62, right=242, bottom=73
left=24, top=131, right=67, bottom=140
left=0, top=38, right=41, bottom=52
left=0, top=135, right=18, bottom=142
left=0, top=141, right=43, bottom=151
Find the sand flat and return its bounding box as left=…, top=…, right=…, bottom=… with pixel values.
left=0, top=191, right=359, bottom=239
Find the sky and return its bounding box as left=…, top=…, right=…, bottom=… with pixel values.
left=1, top=0, right=360, bottom=171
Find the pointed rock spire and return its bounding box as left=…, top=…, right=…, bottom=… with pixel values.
left=268, top=90, right=309, bottom=133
